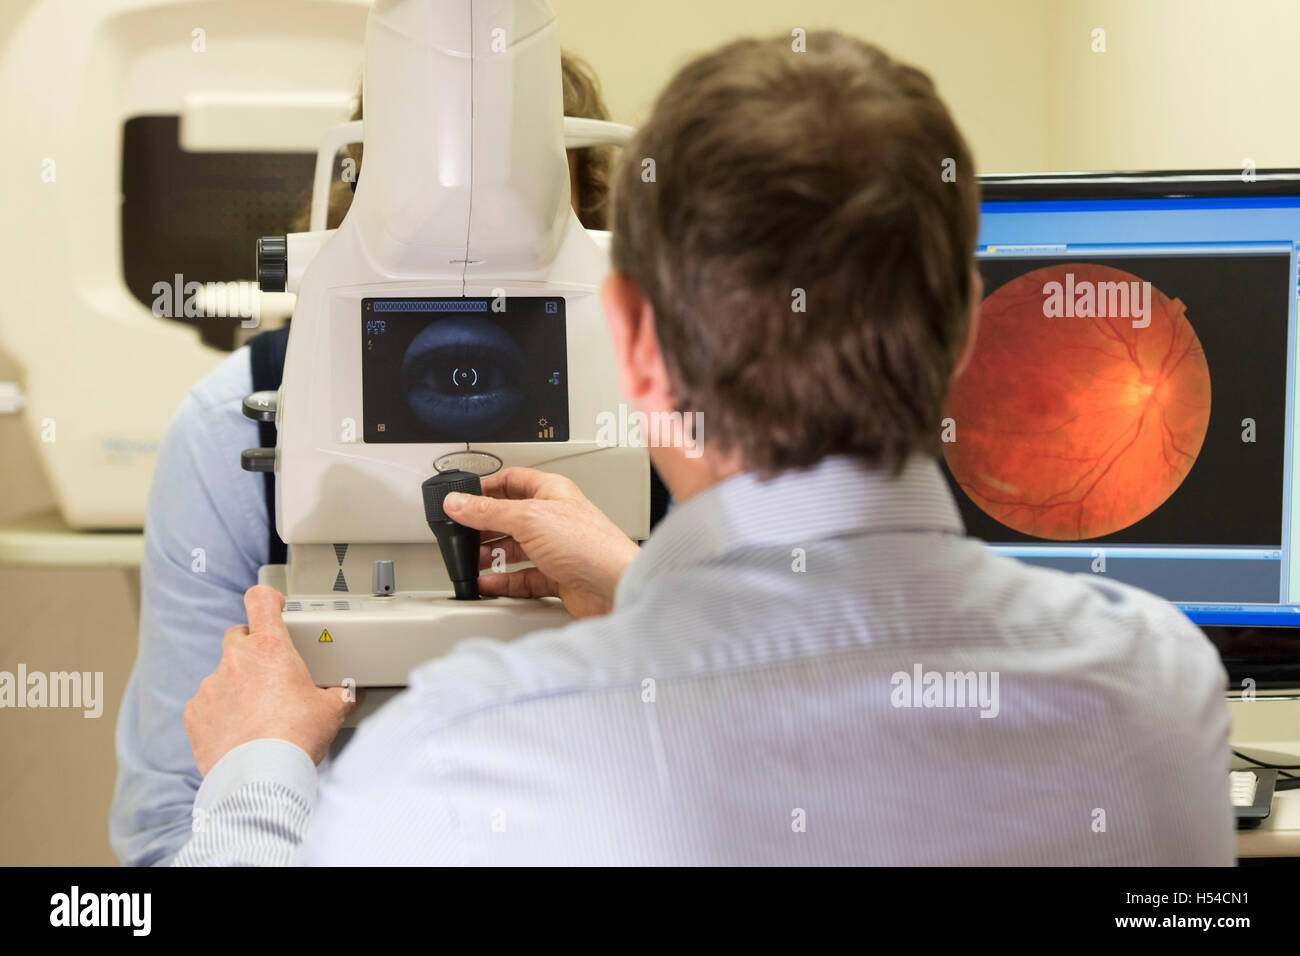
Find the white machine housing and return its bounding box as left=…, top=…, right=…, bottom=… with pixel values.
left=265, top=0, right=648, bottom=687
left=0, top=0, right=369, bottom=528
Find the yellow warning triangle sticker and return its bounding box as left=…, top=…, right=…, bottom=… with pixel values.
left=318, top=629, right=333, bottom=643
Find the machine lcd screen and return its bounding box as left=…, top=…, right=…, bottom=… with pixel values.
left=361, top=297, right=569, bottom=443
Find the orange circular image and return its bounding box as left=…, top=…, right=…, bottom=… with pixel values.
left=943, top=263, right=1212, bottom=540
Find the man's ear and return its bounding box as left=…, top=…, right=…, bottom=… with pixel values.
left=952, top=267, right=983, bottom=381
left=600, top=272, right=672, bottom=408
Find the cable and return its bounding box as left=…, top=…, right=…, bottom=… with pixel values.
left=1232, top=749, right=1299, bottom=779
left=1233, top=748, right=1300, bottom=769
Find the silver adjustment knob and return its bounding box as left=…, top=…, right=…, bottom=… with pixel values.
left=372, top=560, right=396, bottom=597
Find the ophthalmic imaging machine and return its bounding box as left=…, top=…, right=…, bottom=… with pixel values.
left=242, top=0, right=649, bottom=691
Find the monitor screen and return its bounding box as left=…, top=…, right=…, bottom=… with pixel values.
left=360, top=296, right=569, bottom=444
left=961, top=172, right=1300, bottom=627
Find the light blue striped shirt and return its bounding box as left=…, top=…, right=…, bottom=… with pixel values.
left=172, top=449, right=1234, bottom=866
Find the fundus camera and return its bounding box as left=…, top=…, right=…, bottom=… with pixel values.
left=242, top=0, right=648, bottom=694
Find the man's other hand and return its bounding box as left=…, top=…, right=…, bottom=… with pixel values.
left=443, top=466, right=641, bottom=619
left=183, top=585, right=357, bottom=776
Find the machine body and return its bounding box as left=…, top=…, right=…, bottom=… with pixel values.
left=251, top=0, right=649, bottom=688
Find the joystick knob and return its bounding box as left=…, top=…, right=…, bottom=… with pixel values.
left=421, top=470, right=482, bottom=600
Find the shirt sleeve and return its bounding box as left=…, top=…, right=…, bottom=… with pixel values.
left=110, top=352, right=269, bottom=866
left=169, top=692, right=464, bottom=866
left=171, top=739, right=319, bottom=867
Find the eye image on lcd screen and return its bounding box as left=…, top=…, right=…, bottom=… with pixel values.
left=401, top=316, right=525, bottom=434
left=943, top=262, right=1212, bottom=540
left=361, top=297, right=569, bottom=443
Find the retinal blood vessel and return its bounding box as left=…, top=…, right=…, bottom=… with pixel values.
left=943, top=262, right=1211, bottom=540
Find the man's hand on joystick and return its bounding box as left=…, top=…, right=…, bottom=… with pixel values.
left=442, top=466, right=641, bottom=619
left=422, top=470, right=485, bottom=600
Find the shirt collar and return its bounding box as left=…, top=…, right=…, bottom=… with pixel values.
left=616, top=453, right=965, bottom=607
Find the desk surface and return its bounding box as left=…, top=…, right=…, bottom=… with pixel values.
left=1237, top=787, right=1300, bottom=857
left=1231, top=697, right=1300, bottom=857
left=0, top=509, right=142, bottom=566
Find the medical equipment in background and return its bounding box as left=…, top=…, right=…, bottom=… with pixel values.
left=243, top=0, right=649, bottom=687
left=0, top=0, right=369, bottom=530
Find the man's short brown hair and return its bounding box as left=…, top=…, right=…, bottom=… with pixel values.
left=610, top=32, right=979, bottom=473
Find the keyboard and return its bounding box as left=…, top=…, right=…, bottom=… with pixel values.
left=1231, top=770, right=1257, bottom=806
left=1231, top=769, right=1277, bottom=827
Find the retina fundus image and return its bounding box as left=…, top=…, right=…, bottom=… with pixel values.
left=943, top=262, right=1212, bottom=540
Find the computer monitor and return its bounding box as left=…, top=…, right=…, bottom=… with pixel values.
left=959, top=171, right=1300, bottom=633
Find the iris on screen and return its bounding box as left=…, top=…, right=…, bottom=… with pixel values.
left=399, top=316, right=526, bottom=435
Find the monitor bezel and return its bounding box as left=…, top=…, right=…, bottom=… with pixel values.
left=979, top=169, right=1300, bottom=201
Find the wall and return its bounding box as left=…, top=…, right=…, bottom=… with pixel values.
left=1048, top=0, right=1300, bottom=171
left=553, top=0, right=1054, bottom=174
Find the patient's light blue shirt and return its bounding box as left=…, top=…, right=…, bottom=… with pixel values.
left=166, top=430, right=1234, bottom=865
left=111, top=348, right=281, bottom=866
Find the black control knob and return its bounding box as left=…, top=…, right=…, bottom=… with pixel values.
left=421, top=470, right=482, bottom=600
left=256, top=236, right=287, bottom=292
left=240, top=448, right=275, bottom=473
left=241, top=390, right=278, bottom=422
